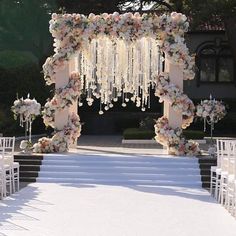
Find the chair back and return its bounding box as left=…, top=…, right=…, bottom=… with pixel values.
left=0, top=138, right=5, bottom=152
left=0, top=154, right=4, bottom=169
left=0, top=137, right=15, bottom=157
left=228, top=140, right=236, bottom=176
left=217, top=139, right=228, bottom=169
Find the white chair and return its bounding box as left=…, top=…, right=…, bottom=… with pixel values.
left=218, top=140, right=236, bottom=207
left=0, top=154, right=12, bottom=198
left=223, top=140, right=236, bottom=215
left=0, top=157, right=6, bottom=199
left=0, top=137, right=19, bottom=193
left=210, top=139, right=229, bottom=200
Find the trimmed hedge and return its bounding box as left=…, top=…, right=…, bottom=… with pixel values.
left=182, top=130, right=205, bottom=139
left=123, top=128, right=155, bottom=140
left=123, top=128, right=205, bottom=140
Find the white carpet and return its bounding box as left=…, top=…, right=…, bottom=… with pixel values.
left=1, top=154, right=236, bottom=236
left=1, top=183, right=236, bottom=236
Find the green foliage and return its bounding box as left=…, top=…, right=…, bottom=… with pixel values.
left=0, top=0, right=56, bottom=61
left=123, top=128, right=155, bottom=140
left=123, top=127, right=206, bottom=140
left=139, top=116, right=155, bottom=130
left=0, top=50, right=50, bottom=136
left=0, top=50, right=49, bottom=105
left=182, top=130, right=205, bottom=139
left=0, top=50, right=38, bottom=69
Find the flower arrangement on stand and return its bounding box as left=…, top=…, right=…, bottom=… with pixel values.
left=12, top=95, right=41, bottom=152
left=196, top=95, right=226, bottom=156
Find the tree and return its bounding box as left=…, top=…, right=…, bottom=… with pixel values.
left=0, top=0, right=57, bottom=63
left=55, top=0, right=171, bottom=14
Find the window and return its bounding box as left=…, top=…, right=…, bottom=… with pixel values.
left=196, top=40, right=235, bottom=85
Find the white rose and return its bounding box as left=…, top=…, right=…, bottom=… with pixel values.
left=20, top=140, right=29, bottom=149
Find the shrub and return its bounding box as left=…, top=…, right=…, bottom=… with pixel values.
left=139, top=116, right=155, bottom=130
left=123, top=128, right=205, bottom=140
left=183, top=130, right=205, bottom=139
left=123, top=128, right=155, bottom=140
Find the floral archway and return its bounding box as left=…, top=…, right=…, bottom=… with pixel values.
left=33, top=12, right=200, bottom=155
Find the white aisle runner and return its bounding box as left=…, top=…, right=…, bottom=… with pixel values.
left=1, top=153, right=236, bottom=236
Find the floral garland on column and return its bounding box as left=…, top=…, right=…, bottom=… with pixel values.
left=154, top=117, right=200, bottom=156
left=33, top=72, right=82, bottom=153
left=154, top=73, right=200, bottom=155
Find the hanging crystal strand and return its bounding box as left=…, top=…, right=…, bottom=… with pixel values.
left=115, top=40, right=119, bottom=95
left=29, top=118, right=32, bottom=142
left=122, top=89, right=126, bottom=107
left=103, top=37, right=107, bottom=106
left=90, top=39, right=96, bottom=97
left=157, top=45, right=161, bottom=74
left=204, top=118, right=206, bottom=132
left=160, top=48, right=164, bottom=73
left=99, top=98, right=103, bottom=115
left=152, top=38, right=156, bottom=87
left=98, top=37, right=104, bottom=101
left=135, top=40, right=140, bottom=107
left=140, top=38, right=144, bottom=110
left=143, top=37, right=148, bottom=104
left=108, top=38, right=113, bottom=105
left=134, top=40, right=139, bottom=105
left=145, top=37, right=150, bottom=107
left=123, top=41, right=128, bottom=96
left=130, top=44, right=134, bottom=95
left=117, top=40, right=124, bottom=98
left=106, top=37, right=110, bottom=105
left=149, top=38, right=153, bottom=88
left=154, top=42, right=161, bottom=78
left=148, top=86, right=151, bottom=109
left=157, top=41, right=161, bottom=76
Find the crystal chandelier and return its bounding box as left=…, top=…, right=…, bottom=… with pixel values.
left=77, top=36, right=163, bottom=114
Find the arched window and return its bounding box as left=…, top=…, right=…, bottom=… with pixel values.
left=196, top=40, right=235, bottom=85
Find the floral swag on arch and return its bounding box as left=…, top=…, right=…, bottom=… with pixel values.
left=33, top=11, right=200, bottom=155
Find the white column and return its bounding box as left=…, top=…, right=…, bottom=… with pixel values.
left=68, top=56, right=78, bottom=148
left=164, top=57, right=183, bottom=153
left=164, top=58, right=183, bottom=129
left=55, top=63, right=70, bottom=131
